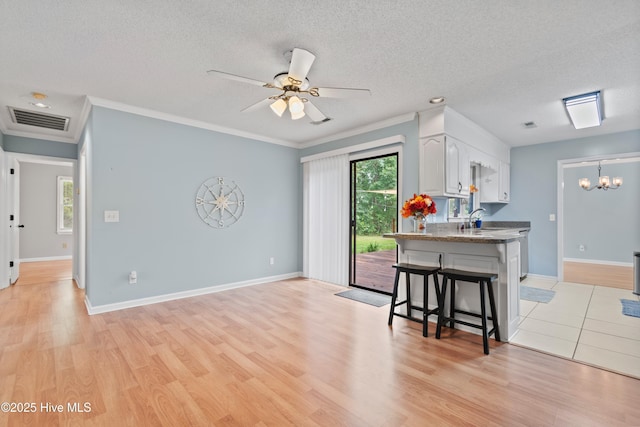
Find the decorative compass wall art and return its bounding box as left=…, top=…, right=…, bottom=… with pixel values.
left=195, top=177, right=245, bottom=228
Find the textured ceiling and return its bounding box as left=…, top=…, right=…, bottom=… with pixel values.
left=1, top=1, right=639, bottom=147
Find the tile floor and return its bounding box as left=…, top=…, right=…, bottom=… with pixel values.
left=511, top=276, right=640, bottom=379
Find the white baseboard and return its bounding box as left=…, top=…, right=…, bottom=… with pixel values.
left=20, top=256, right=72, bottom=262
left=563, top=258, right=633, bottom=267
left=85, top=271, right=302, bottom=315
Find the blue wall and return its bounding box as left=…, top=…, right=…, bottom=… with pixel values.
left=85, top=106, right=301, bottom=306
left=488, top=130, right=640, bottom=276
left=3, top=135, right=77, bottom=159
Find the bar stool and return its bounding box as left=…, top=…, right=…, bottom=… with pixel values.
left=435, top=269, right=500, bottom=354
left=388, top=263, right=441, bottom=337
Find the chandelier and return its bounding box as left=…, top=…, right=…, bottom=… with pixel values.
left=578, top=161, right=623, bottom=191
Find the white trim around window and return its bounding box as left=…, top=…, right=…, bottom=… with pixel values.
left=57, top=175, right=73, bottom=234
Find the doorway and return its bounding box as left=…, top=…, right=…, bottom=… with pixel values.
left=5, top=153, right=76, bottom=286
left=349, top=153, right=398, bottom=294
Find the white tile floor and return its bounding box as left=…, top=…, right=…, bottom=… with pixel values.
left=511, top=276, right=640, bottom=379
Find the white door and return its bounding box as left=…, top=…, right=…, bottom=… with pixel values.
left=8, top=157, right=21, bottom=284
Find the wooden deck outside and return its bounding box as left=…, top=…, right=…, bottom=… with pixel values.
left=353, top=249, right=397, bottom=294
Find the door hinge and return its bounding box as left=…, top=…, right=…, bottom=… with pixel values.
left=9, top=261, right=14, bottom=268
left=10, top=168, right=14, bottom=175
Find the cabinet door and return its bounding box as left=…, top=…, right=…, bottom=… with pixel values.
left=499, top=161, right=510, bottom=202
left=419, top=136, right=445, bottom=196
left=445, top=136, right=470, bottom=196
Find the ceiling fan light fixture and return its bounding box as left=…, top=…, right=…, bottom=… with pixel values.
left=288, top=96, right=304, bottom=114
left=290, top=109, right=305, bottom=120
left=270, top=98, right=287, bottom=117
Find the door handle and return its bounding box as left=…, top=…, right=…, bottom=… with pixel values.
left=17, top=225, right=24, bottom=228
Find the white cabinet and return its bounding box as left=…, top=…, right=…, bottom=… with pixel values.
left=480, top=160, right=510, bottom=203
left=499, top=161, right=510, bottom=202
left=419, top=135, right=470, bottom=198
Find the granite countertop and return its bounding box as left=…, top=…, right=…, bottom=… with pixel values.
left=383, top=221, right=530, bottom=244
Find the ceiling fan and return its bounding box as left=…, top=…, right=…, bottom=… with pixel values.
left=207, top=48, right=371, bottom=123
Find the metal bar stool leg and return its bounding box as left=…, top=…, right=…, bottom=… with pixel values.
left=436, top=277, right=447, bottom=339
left=449, top=279, right=456, bottom=328
left=405, top=271, right=412, bottom=319
left=479, top=280, right=489, bottom=355
left=422, top=274, right=429, bottom=337
left=487, top=279, right=501, bottom=342
left=388, top=268, right=401, bottom=326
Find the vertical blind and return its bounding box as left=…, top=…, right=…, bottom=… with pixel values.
left=303, top=154, right=350, bottom=285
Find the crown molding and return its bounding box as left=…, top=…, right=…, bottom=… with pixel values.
left=298, top=112, right=416, bottom=149
left=88, top=97, right=299, bottom=148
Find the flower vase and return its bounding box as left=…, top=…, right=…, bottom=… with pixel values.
left=412, top=214, right=426, bottom=233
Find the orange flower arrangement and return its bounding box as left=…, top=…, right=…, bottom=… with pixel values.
left=401, top=193, right=437, bottom=218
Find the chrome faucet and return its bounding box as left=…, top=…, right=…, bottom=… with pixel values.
left=467, top=207, right=486, bottom=229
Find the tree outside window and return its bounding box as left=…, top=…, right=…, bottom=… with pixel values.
left=57, top=176, right=73, bottom=234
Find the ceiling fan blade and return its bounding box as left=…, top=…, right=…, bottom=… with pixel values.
left=241, top=98, right=272, bottom=113
left=207, top=69, right=270, bottom=87
left=303, top=100, right=327, bottom=123
left=288, top=48, right=316, bottom=83
left=314, top=87, right=371, bottom=98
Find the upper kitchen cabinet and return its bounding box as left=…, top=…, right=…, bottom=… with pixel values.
left=480, top=160, right=510, bottom=203
left=418, top=106, right=511, bottom=203
left=419, top=135, right=470, bottom=197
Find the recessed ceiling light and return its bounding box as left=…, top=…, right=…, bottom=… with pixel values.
left=29, top=102, right=51, bottom=109
left=28, top=92, right=51, bottom=108
left=429, top=96, right=445, bottom=104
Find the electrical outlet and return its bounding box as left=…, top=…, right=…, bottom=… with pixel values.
left=129, top=271, right=137, bottom=284
left=62, top=242, right=67, bottom=249
left=549, top=214, right=556, bottom=222
left=579, top=244, right=585, bottom=252
left=269, top=257, right=275, bottom=265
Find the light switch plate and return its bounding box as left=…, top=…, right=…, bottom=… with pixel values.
left=104, top=210, right=120, bottom=223
left=549, top=213, right=556, bottom=222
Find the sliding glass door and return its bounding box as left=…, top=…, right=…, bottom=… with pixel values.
left=349, top=154, right=398, bottom=294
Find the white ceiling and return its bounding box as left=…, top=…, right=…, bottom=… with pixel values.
left=1, top=1, right=639, bottom=148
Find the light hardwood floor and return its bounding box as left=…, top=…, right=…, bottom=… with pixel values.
left=564, top=260, right=633, bottom=289
left=1, top=261, right=640, bottom=426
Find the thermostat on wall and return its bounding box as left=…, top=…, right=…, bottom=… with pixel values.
left=104, top=210, right=120, bottom=223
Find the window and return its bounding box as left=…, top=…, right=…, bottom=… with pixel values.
left=448, top=164, right=479, bottom=220
left=57, top=176, right=73, bottom=234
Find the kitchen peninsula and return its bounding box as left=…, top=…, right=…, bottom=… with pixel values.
left=384, top=222, right=530, bottom=341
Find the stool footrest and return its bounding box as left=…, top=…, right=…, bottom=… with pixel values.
left=452, top=309, right=495, bottom=321
left=392, top=313, right=422, bottom=324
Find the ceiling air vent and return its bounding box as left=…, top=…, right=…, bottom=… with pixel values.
left=8, top=107, right=70, bottom=131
